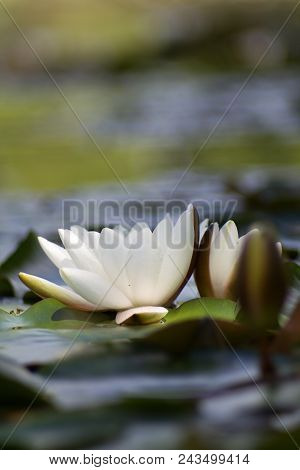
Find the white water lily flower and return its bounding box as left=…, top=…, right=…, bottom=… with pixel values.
left=194, top=220, right=282, bottom=300
left=19, top=205, right=198, bottom=325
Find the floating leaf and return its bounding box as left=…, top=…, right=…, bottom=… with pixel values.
left=166, top=298, right=238, bottom=324
left=60, top=323, right=159, bottom=344
left=0, top=298, right=112, bottom=330
left=0, top=329, right=92, bottom=366
left=143, top=318, right=251, bottom=354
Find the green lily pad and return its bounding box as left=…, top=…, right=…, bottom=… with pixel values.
left=143, top=318, right=251, bottom=354
left=166, top=298, right=239, bottom=324
left=0, top=329, right=93, bottom=366
left=60, top=322, right=160, bottom=343
left=0, top=298, right=113, bottom=330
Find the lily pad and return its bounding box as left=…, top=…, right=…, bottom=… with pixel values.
left=0, top=298, right=113, bottom=330
left=60, top=323, right=160, bottom=343
left=0, top=329, right=93, bottom=366
left=166, top=298, right=239, bottom=324
left=143, top=318, right=251, bottom=354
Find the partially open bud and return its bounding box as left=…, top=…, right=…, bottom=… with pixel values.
left=194, top=223, right=215, bottom=298
left=194, top=221, right=241, bottom=301
left=236, top=228, right=287, bottom=330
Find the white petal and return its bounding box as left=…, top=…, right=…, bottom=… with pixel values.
left=113, top=225, right=128, bottom=236
left=199, top=218, right=209, bottom=243
left=129, top=222, right=150, bottom=233
left=19, top=273, right=96, bottom=311
left=87, top=231, right=101, bottom=252
left=71, top=226, right=102, bottom=258
left=99, top=227, right=121, bottom=249
left=38, top=237, right=74, bottom=269
left=116, top=306, right=168, bottom=325
left=154, top=205, right=195, bottom=304
left=98, top=228, right=133, bottom=300
left=126, top=223, right=151, bottom=248
left=152, top=214, right=173, bottom=251
left=58, top=229, right=109, bottom=279
left=209, top=221, right=240, bottom=298
left=71, top=225, right=90, bottom=245
left=210, top=222, right=220, bottom=244
left=60, top=268, right=132, bottom=310
left=220, top=220, right=239, bottom=245
left=172, top=204, right=195, bottom=250
left=126, top=226, right=164, bottom=305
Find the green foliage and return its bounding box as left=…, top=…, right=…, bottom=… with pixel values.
left=166, top=298, right=238, bottom=323
left=143, top=318, right=252, bottom=354
left=0, top=298, right=111, bottom=330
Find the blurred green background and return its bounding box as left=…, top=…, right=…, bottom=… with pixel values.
left=0, top=0, right=300, bottom=191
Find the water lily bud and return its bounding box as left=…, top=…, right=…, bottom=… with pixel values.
left=194, top=220, right=241, bottom=301
left=237, top=228, right=287, bottom=330
left=194, top=223, right=215, bottom=298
